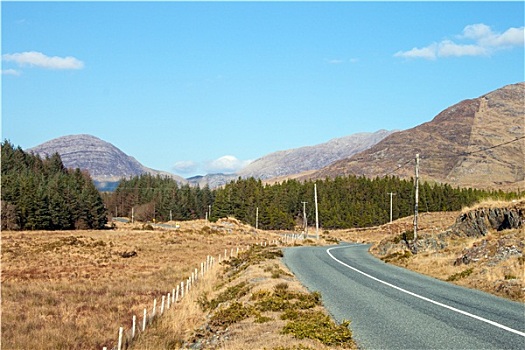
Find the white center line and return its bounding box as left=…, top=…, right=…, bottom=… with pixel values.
left=326, top=244, right=525, bottom=337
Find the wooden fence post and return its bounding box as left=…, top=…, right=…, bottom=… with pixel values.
left=153, top=298, right=157, bottom=317
left=161, top=295, right=165, bottom=314
left=167, top=292, right=171, bottom=309
left=172, top=288, right=175, bottom=304
left=143, top=308, right=147, bottom=331
left=176, top=285, right=180, bottom=302
left=117, top=326, right=123, bottom=350
left=132, top=315, right=136, bottom=338
left=180, top=281, right=184, bottom=299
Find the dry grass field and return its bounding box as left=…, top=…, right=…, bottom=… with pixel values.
left=1, top=218, right=283, bottom=349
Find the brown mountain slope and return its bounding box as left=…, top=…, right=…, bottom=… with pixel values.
left=309, top=82, right=524, bottom=190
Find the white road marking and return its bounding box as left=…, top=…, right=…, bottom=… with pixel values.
left=326, top=244, right=525, bottom=337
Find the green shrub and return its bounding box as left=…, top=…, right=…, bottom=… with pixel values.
left=281, top=310, right=353, bottom=347
left=201, top=281, right=252, bottom=311
left=382, top=250, right=412, bottom=263
left=253, top=286, right=321, bottom=313
left=210, top=302, right=254, bottom=328
left=447, top=268, right=474, bottom=281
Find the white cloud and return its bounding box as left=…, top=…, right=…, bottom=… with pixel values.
left=1, top=69, right=21, bottom=76
left=205, top=155, right=252, bottom=174
left=327, top=59, right=344, bottom=64
left=437, top=40, right=488, bottom=57
left=325, top=58, right=359, bottom=64
left=2, top=51, right=84, bottom=70
left=394, top=44, right=437, bottom=60
left=395, top=23, right=524, bottom=60
left=172, top=156, right=252, bottom=175
left=172, top=160, right=199, bottom=174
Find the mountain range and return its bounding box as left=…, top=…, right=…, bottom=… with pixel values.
left=307, top=82, right=524, bottom=190
left=26, top=82, right=524, bottom=191
left=186, top=129, right=395, bottom=187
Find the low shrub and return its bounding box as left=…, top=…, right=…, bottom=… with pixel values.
left=447, top=268, right=474, bottom=281
left=281, top=310, right=353, bottom=347
left=209, top=302, right=254, bottom=328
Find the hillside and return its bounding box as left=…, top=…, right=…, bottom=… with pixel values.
left=237, top=129, right=395, bottom=180
left=309, top=82, right=524, bottom=190
left=28, top=134, right=187, bottom=186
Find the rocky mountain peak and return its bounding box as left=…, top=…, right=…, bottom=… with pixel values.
left=27, top=134, right=185, bottom=184
left=309, top=82, right=524, bottom=190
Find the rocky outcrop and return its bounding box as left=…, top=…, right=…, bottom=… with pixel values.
left=375, top=201, right=524, bottom=257
left=449, top=206, right=523, bottom=237
left=454, top=238, right=523, bottom=266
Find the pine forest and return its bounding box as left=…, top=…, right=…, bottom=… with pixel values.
left=1, top=141, right=107, bottom=230
left=2, top=140, right=519, bottom=231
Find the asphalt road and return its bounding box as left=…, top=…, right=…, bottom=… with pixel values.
left=282, top=243, right=525, bottom=350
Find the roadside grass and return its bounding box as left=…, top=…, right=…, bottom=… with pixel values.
left=131, top=244, right=356, bottom=349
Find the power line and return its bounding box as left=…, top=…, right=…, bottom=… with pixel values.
left=382, top=136, right=524, bottom=177
left=431, top=136, right=525, bottom=160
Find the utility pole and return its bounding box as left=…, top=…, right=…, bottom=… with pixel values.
left=413, top=154, right=419, bottom=242
left=208, top=205, right=211, bottom=221
left=314, top=184, right=319, bottom=240
left=170, top=210, right=173, bottom=222
left=388, top=192, right=396, bottom=223
left=256, top=207, right=259, bottom=230
left=301, top=201, right=308, bottom=235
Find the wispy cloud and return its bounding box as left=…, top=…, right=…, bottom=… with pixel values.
left=172, top=160, right=199, bottom=175
left=1, top=69, right=21, bottom=76
left=326, top=58, right=359, bottom=64
left=394, top=23, right=524, bottom=60
left=172, top=155, right=252, bottom=176
left=2, top=51, right=84, bottom=69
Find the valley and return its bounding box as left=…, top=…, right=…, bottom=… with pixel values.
left=2, top=200, right=523, bottom=349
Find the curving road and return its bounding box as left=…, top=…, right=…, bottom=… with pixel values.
left=283, top=243, right=525, bottom=350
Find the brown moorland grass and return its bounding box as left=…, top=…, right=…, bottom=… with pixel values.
left=130, top=244, right=356, bottom=350
left=0, top=218, right=281, bottom=350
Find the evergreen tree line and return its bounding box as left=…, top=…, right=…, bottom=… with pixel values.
left=211, top=176, right=515, bottom=230
left=1, top=141, right=107, bottom=230
left=104, top=174, right=214, bottom=222
left=106, top=174, right=518, bottom=230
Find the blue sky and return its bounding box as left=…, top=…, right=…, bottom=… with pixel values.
left=2, top=1, right=524, bottom=177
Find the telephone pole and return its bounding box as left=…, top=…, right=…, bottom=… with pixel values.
left=301, top=201, right=308, bottom=235
left=413, top=154, right=419, bottom=242
left=314, top=184, right=319, bottom=240
left=388, top=192, right=396, bottom=223
left=256, top=207, right=259, bottom=230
